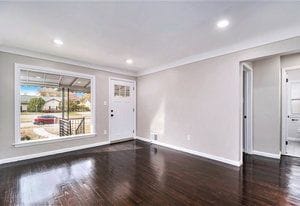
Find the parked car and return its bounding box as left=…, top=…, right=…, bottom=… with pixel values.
left=33, top=115, right=58, bottom=125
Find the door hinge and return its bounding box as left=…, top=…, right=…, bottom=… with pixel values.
left=133, top=87, right=135, bottom=90
left=285, top=140, right=288, bottom=145
left=133, top=129, right=135, bottom=133
left=133, top=108, right=135, bottom=112
left=286, top=78, right=289, bottom=83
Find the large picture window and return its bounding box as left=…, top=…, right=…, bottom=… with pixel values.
left=15, top=64, right=96, bottom=145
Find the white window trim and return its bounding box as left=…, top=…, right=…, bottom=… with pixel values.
left=14, top=63, right=96, bottom=146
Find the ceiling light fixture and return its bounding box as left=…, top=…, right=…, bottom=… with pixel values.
left=217, top=19, right=229, bottom=28
left=126, top=59, right=133, bottom=64
left=53, top=38, right=63, bottom=46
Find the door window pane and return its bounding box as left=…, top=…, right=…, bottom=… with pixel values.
left=119, top=86, right=126, bottom=97
left=114, top=85, right=130, bottom=97
left=126, top=86, right=130, bottom=97
left=114, top=85, right=120, bottom=96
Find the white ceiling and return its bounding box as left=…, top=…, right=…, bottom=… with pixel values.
left=1, top=2, right=300, bottom=76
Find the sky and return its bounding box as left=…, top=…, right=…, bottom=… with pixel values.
left=21, top=85, right=40, bottom=96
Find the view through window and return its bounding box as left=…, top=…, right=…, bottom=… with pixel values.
left=19, top=68, right=93, bottom=142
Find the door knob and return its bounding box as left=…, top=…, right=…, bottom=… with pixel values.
left=111, top=114, right=114, bottom=117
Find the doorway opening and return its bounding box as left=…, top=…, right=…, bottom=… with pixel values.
left=282, top=66, right=300, bottom=157
left=242, top=63, right=253, bottom=156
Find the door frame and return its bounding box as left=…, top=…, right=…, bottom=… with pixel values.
left=281, top=65, right=300, bottom=155
left=108, top=77, right=136, bottom=143
left=241, top=62, right=253, bottom=158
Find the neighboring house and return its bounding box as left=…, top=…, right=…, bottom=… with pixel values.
left=42, top=97, right=61, bottom=112
left=20, top=95, right=32, bottom=112
left=83, top=100, right=91, bottom=110
left=20, top=95, right=61, bottom=112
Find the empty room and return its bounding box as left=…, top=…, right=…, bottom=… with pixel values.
left=0, top=1, right=300, bottom=205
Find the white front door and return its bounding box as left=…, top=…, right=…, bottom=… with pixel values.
left=109, top=78, right=135, bottom=142
left=285, top=77, right=300, bottom=157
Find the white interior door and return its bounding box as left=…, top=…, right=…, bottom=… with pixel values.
left=109, top=78, right=135, bottom=142
left=286, top=79, right=300, bottom=157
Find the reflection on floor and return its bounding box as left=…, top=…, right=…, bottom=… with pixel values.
left=0, top=140, right=300, bottom=205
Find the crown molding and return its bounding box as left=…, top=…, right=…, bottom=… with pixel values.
left=138, top=28, right=300, bottom=76
left=0, top=45, right=137, bottom=77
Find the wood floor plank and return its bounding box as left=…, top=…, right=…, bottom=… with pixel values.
left=0, top=140, right=299, bottom=205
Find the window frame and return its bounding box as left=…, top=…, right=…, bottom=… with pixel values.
left=14, top=63, right=96, bottom=147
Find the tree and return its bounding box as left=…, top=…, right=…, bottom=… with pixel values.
left=28, top=97, right=45, bottom=112
left=69, top=100, right=81, bottom=112
left=81, top=93, right=91, bottom=103
left=69, top=99, right=90, bottom=112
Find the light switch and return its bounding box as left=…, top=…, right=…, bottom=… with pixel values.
left=104, top=101, right=107, bottom=106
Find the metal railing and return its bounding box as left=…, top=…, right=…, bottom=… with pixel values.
left=59, top=119, right=71, bottom=136
left=75, top=117, right=85, bottom=135
left=59, top=117, right=85, bottom=136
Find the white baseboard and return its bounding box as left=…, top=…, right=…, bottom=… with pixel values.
left=135, top=136, right=242, bottom=167
left=252, top=150, right=281, bottom=159
left=135, top=136, right=152, bottom=142
left=0, top=141, right=110, bottom=165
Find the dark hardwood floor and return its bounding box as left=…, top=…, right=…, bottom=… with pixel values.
left=0, top=140, right=300, bottom=205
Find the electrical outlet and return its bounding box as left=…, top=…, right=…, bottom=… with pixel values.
left=150, top=132, right=158, bottom=141
left=187, top=135, right=191, bottom=141
left=103, top=130, right=107, bottom=135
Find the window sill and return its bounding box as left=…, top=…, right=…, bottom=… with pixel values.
left=13, top=133, right=97, bottom=148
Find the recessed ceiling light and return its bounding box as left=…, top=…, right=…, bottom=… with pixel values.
left=126, top=59, right=133, bottom=64
left=217, top=19, right=229, bottom=28
left=36, top=76, right=41, bottom=79
left=78, top=81, right=81, bottom=84
left=53, top=38, right=63, bottom=46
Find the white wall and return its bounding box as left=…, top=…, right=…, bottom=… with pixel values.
left=0, top=51, right=135, bottom=161
left=138, top=55, right=241, bottom=163
left=252, top=56, right=281, bottom=155
left=281, top=53, right=300, bottom=68
left=137, top=37, right=300, bottom=165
